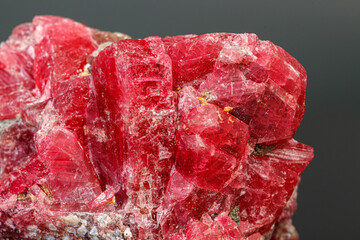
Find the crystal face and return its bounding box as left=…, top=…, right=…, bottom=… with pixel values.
left=0, top=16, right=313, bottom=240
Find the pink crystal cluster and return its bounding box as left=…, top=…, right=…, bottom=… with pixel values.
left=0, top=16, right=313, bottom=239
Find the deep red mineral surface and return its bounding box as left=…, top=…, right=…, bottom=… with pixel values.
left=0, top=16, right=313, bottom=240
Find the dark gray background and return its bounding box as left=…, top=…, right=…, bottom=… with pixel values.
left=1, top=1, right=359, bottom=239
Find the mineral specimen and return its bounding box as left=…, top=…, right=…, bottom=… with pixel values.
left=0, top=16, right=313, bottom=240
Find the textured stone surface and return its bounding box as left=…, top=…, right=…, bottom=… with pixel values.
left=0, top=16, right=313, bottom=239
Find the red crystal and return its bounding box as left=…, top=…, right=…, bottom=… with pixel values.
left=0, top=16, right=313, bottom=239
left=236, top=139, right=313, bottom=235
left=88, top=37, right=176, bottom=238
left=33, top=16, right=97, bottom=97
left=197, top=34, right=307, bottom=143
left=0, top=45, right=36, bottom=120
left=87, top=186, right=116, bottom=210
left=0, top=121, right=35, bottom=175
left=164, top=33, right=232, bottom=89
left=35, top=127, right=102, bottom=205
left=0, top=155, right=48, bottom=197
left=176, top=86, right=249, bottom=192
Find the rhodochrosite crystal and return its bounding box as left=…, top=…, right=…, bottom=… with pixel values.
left=0, top=16, right=313, bottom=240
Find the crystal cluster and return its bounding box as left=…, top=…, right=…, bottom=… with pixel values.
left=0, top=16, right=313, bottom=240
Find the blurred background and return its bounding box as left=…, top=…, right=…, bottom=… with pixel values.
left=1, top=1, right=359, bottom=239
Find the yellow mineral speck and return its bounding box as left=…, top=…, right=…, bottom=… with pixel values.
left=176, top=87, right=181, bottom=92
left=17, top=193, right=27, bottom=201
left=106, top=196, right=116, bottom=205
left=196, top=97, right=208, bottom=106
left=17, top=193, right=34, bottom=201
left=216, top=111, right=223, bottom=121
left=79, top=70, right=90, bottom=77
left=229, top=117, right=234, bottom=123
left=224, top=106, right=233, bottom=112
left=41, top=184, right=54, bottom=200
left=140, top=207, right=149, bottom=215
left=200, top=91, right=210, bottom=97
